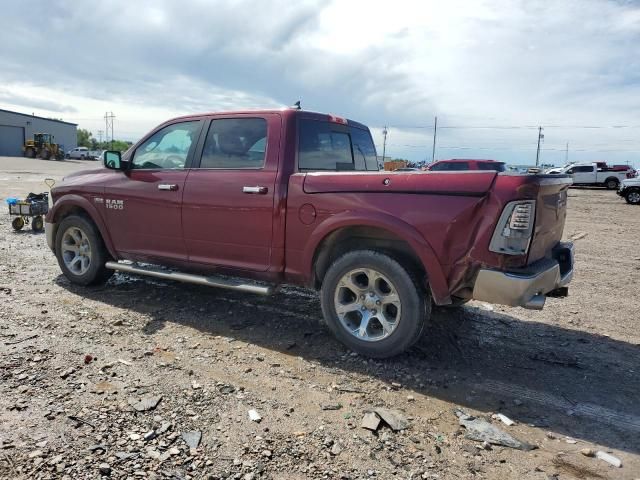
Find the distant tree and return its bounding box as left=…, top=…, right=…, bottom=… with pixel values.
left=77, top=128, right=93, bottom=147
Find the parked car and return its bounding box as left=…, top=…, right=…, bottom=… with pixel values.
left=550, top=162, right=630, bottom=189
left=618, top=177, right=640, bottom=205
left=66, top=147, right=90, bottom=159
left=66, top=147, right=103, bottom=160
left=427, top=159, right=506, bottom=172
left=44, top=108, right=574, bottom=358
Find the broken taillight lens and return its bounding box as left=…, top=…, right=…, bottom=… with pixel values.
left=489, top=200, right=536, bottom=255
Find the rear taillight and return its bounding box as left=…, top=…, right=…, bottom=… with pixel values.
left=489, top=200, right=536, bottom=255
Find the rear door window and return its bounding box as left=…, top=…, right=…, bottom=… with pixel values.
left=350, top=127, right=379, bottom=171
left=298, top=119, right=379, bottom=171
left=198, top=118, right=267, bottom=169
left=478, top=162, right=506, bottom=172
left=431, top=162, right=470, bottom=171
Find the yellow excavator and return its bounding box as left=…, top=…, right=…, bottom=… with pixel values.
left=23, top=133, right=64, bottom=160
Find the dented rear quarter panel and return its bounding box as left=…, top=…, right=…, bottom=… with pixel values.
left=285, top=170, right=571, bottom=304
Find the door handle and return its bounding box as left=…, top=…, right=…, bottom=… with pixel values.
left=243, top=186, right=268, bottom=194
left=158, top=184, right=178, bottom=191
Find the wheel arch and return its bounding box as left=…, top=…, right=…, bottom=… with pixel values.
left=306, top=213, right=451, bottom=305
left=48, top=195, right=116, bottom=258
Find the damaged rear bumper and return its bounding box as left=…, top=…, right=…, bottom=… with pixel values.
left=472, top=242, right=574, bottom=310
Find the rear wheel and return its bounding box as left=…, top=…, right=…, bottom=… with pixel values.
left=605, top=178, right=619, bottom=190
left=320, top=250, right=429, bottom=358
left=32, top=215, right=44, bottom=232
left=55, top=215, right=113, bottom=286
left=11, top=217, right=25, bottom=231
left=40, top=148, right=51, bottom=160
left=626, top=189, right=640, bottom=205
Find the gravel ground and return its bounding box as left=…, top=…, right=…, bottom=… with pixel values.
left=1, top=156, right=639, bottom=480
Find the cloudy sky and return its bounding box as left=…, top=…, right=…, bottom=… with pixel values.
left=1, top=0, right=639, bottom=165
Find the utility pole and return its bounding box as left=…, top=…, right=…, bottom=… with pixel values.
left=431, top=116, right=438, bottom=163
left=97, top=130, right=104, bottom=145
left=381, top=126, right=388, bottom=166
left=535, top=126, right=544, bottom=166
left=104, top=112, right=115, bottom=149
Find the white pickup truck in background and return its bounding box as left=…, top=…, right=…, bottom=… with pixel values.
left=66, top=147, right=104, bottom=160
left=548, top=162, right=633, bottom=190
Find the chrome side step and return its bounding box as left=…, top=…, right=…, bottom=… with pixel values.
left=105, top=261, right=273, bottom=296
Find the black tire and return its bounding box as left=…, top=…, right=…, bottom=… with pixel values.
left=11, top=217, right=25, bottom=231
left=320, top=250, right=429, bottom=358
left=605, top=178, right=619, bottom=190
left=32, top=215, right=44, bottom=232
left=625, top=188, right=640, bottom=205
left=25, top=148, right=36, bottom=158
left=55, top=215, right=113, bottom=286
left=40, top=149, right=51, bottom=160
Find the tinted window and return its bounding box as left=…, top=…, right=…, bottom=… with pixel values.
left=199, top=118, right=267, bottom=169
left=431, top=162, right=470, bottom=171
left=350, top=127, right=379, bottom=171
left=132, top=121, right=200, bottom=169
left=574, top=165, right=594, bottom=173
left=478, top=162, right=506, bottom=172
left=298, top=120, right=353, bottom=171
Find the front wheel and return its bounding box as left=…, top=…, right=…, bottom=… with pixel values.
left=320, top=250, right=429, bottom=358
left=626, top=189, right=640, bottom=205
left=55, top=215, right=113, bottom=286
left=11, top=217, right=25, bottom=231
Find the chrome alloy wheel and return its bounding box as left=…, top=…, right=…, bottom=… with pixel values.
left=334, top=268, right=402, bottom=342
left=61, top=226, right=92, bottom=276
left=629, top=191, right=640, bottom=204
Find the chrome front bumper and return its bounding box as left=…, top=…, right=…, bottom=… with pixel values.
left=472, top=242, right=574, bottom=310
left=45, top=221, right=56, bottom=252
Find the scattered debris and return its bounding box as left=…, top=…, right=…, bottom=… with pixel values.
left=128, top=395, right=162, bottom=412
left=4, top=334, right=38, bottom=345
left=321, top=403, right=342, bottom=411
left=374, top=408, right=409, bottom=431
left=595, top=451, right=622, bottom=468
left=361, top=412, right=381, bottom=431
left=455, top=410, right=534, bottom=451
left=68, top=415, right=96, bottom=429
left=581, top=448, right=596, bottom=457
left=492, top=413, right=515, bottom=426
left=84, top=354, right=93, bottom=364
left=570, top=231, right=588, bottom=241
left=59, top=368, right=75, bottom=379
left=248, top=409, right=262, bottom=422
left=181, top=430, right=202, bottom=449
left=98, top=462, right=111, bottom=476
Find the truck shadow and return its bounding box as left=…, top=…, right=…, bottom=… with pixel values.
left=56, top=274, right=640, bottom=455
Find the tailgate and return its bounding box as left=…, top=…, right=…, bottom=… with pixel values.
left=528, top=176, right=571, bottom=263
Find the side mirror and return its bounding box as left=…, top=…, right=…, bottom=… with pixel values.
left=104, top=151, right=123, bottom=170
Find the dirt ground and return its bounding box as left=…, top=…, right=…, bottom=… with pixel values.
left=0, top=156, right=639, bottom=480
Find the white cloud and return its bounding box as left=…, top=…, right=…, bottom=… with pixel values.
left=0, top=0, right=638, bottom=165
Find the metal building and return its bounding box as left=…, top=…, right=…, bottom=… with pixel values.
left=0, top=108, right=77, bottom=157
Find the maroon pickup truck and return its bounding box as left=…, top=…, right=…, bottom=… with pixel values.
left=45, top=108, right=574, bottom=357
